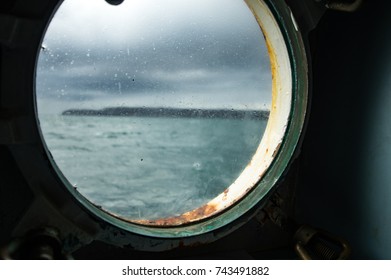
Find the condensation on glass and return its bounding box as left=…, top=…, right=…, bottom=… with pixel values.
left=36, top=0, right=290, bottom=226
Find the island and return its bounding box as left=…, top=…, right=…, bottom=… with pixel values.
left=62, top=107, right=270, bottom=120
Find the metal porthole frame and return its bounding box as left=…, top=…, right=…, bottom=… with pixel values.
left=2, top=0, right=308, bottom=252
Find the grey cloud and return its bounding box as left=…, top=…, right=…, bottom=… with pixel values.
left=36, top=0, right=272, bottom=112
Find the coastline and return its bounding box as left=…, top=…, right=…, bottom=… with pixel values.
left=62, top=107, right=270, bottom=120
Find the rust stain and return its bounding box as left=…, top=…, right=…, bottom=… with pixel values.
left=272, top=142, right=282, bottom=158
left=222, top=188, right=229, bottom=201
left=265, top=34, right=279, bottom=120
left=132, top=203, right=219, bottom=227
left=245, top=1, right=279, bottom=106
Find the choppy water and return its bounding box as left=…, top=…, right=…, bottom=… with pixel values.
left=39, top=115, right=267, bottom=220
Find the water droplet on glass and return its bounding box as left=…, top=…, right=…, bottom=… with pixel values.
left=192, top=162, right=202, bottom=170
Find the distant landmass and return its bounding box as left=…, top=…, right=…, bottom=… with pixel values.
left=62, top=107, right=270, bottom=120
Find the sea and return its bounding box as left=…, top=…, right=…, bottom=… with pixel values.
left=39, top=114, right=267, bottom=220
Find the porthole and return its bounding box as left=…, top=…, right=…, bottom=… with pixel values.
left=35, top=0, right=307, bottom=238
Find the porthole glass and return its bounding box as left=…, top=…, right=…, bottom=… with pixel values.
left=36, top=0, right=294, bottom=227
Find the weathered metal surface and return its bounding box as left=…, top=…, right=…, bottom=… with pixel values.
left=326, top=0, right=363, bottom=12
left=1, top=227, right=73, bottom=260
left=137, top=203, right=219, bottom=227
left=294, top=225, right=351, bottom=260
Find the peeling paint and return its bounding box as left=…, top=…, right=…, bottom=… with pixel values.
left=131, top=204, right=219, bottom=226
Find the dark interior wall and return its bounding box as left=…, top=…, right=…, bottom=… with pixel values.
left=297, top=1, right=391, bottom=259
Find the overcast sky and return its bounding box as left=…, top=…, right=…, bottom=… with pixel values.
left=36, top=0, right=272, bottom=114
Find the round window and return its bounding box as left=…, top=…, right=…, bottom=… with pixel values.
left=35, top=0, right=307, bottom=237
